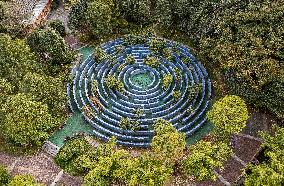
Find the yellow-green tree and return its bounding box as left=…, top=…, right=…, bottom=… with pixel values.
left=151, top=119, right=186, bottom=165
left=181, top=140, right=232, bottom=181
left=1, top=94, right=55, bottom=147
left=207, top=95, right=249, bottom=141
left=244, top=125, right=284, bottom=186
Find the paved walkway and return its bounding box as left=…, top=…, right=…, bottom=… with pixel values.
left=0, top=152, right=82, bottom=186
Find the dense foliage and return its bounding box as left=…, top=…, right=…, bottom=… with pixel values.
left=244, top=126, right=284, bottom=186
left=0, top=165, right=10, bottom=185
left=207, top=95, right=249, bottom=141
left=27, top=28, right=75, bottom=74
left=1, top=94, right=56, bottom=147
left=181, top=140, right=233, bottom=181
left=56, top=120, right=186, bottom=185
left=48, top=20, right=66, bottom=37
left=8, top=175, right=44, bottom=186
left=197, top=0, right=284, bottom=119
left=0, top=34, right=67, bottom=151
left=152, top=119, right=186, bottom=164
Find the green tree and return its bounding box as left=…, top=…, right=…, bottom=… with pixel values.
left=8, top=174, right=44, bottom=186
left=0, top=34, right=38, bottom=85
left=207, top=95, right=249, bottom=141
left=19, top=72, right=67, bottom=119
left=0, top=165, right=10, bottom=185
left=1, top=94, right=56, bottom=148
left=117, top=0, right=152, bottom=25
left=85, top=0, right=113, bottom=37
left=244, top=125, right=284, bottom=186
left=27, top=29, right=75, bottom=74
left=48, top=20, right=66, bottom=37
left=181, top=140, right=232, bottom=181
left=151, top=119, right=186, bottom=164
left=198, top=0, right=284, bottom=119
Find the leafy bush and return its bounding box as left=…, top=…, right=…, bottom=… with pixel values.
left=162, top=74, right=173, bottom=90
left=105, top=75, right=124, bottom=92
left=119, top=117, right=140, bottom=131
left=27, top=29, right=75, bottom=74
left=8, top=174, right=44, bottom=186
left=149, top=38, right=166, bottom=54
left=152, top=119, right=186, bottom=164
left=56, top=138, right=92, bottom=174
left=197, top=0, right=284, bottom=119
left=0, top=165, right=10, bottom=185
left=144, top=56, right=161, bottom=68
left=181, top=140, right=232, bottom=181
left=172, top=90, right=182, bottom=102
left=244, top=125, right=284, bottom=186
left=1, top=93, right=56, bottom=148
left=207, top=95, right=249, bottom=141
left=117, top=0, right=152, bottom=25
left=86, top=0, right=113, bottom=37
left=48, top=20, right=66, bottom=37
left=125, top=54, right=135, bottom=65
left=93, top=47, right=108, bottom=63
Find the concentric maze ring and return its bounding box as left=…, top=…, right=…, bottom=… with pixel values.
left=68, top=37, right=212, bottom=148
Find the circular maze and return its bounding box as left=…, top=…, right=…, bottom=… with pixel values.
left=68, top=36, right=212, bottom=147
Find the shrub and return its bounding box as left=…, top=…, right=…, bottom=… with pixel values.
left=162, top=74, right=173, bottom=90
left=1, top=93, right=56, bottom=148
left=8, top=174, right=44, bottom=186
left=181, top=140, right=232, bottom=181
left=117, top=0, right=152, bottom=25
left=207, top=95, right=249, bottom=141
left=27, top=28, right=75, bottom=74
left=244, top=125, right=284, bottom=186
left=93, top=47, right=108, bottom=63
left=152, top=119, right=186, bottom=164
left=119, top=117, right=140, bottom=131
left=125, top=54, right=135, bottom=64
left=105, top=75, right=124, bottom=92
left=48, top=20, right=66, bottom=37
left=144, top=56, right=161, bottom=68
left=56, top=138, right=92, bottom=174
left=149, top=38, right=166, bottom=54
left=172, top=90, right=182, bottom=102
left=85, top=0, right=113, bottom=37
left=0, top=165, right=10, bottom=185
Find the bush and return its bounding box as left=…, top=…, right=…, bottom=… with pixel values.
left=56, top=138, right=92, bottom=173
left=181, top=140, right=232, bottom=181
left=27, top=29, right=75, bottom=74
left=49, top=20, right=66, bottom=37
left=117, top=0, right=152, bottom=25
left=1, top=93, right=56, bottom=148
left=162, top=74, right=173, bottom=90
left=244, top=125, right=284, bottom=186
left=144, top=56, right=161, bottom=68
left=152, top=119, right=186, bottom=164
left=0, top=165, right=10, bottom=185
left=105, top=75, right=124, bottom=92
left=207, top=95, right=249, bottom=141
left=8, top=174, right=43, bottom=186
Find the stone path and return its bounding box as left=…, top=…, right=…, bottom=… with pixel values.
left=0, top=152, right=82, bottom=186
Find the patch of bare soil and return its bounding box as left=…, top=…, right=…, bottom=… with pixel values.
left=233, top=135, right=262, bottom=164
left=55, top=173, right=83, bottom=186
left=216, top=157, right=245, bottom=183
left=11, top=152, right=60, bottom=185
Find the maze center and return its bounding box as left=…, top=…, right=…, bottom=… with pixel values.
left=129, top=71, right=154, bottom=90
left=69, top=36, right=212, bottom=148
